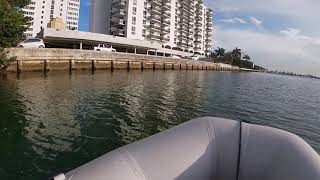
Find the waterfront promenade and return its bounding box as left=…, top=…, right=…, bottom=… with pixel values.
left=6, top=48, right=239, bottom=73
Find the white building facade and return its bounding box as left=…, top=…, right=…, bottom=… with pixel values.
left=22, top=0, right=80, bottom=37
left=90, top=0, right=213, bottom=55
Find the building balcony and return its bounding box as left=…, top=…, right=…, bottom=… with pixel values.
left=111, top=18, right=125, bottom=26
left=206, top=22, right=212, bottom=27
left=195, top=7, right=203, bottom=14
left=111, top=28, right=125, bottom=36
left=149, top=27, right=162, bottom=33
left=188, top=41, right=194, bottom=45
left=205, top=33, right=212, bottom=38
left=206, top=27, right=212, bottom=32
left=177, top=43, right=188, bottom=48
left=150, top=0, right=161, bottom=6
left=111, top=9, right=126, bottom=17
left=194, top=47, right=201, bottom=51
left=162, top=4, right=171, bottom=11
left=149, top=22, right=162, bottom=28
left=195, top=21, right=203, bottom=26
left=162, top=11, right=171, bottom=18
left=163, top=18, right=170, bottom=25
left=163, top=27, right=170, bottom=33
left=178, top=33, right=188, bottom=39
left=194, top=33, right=202, bottom=37
left=178, top=27, right=188, bottom=34
left=149, top=33, right=170, bottom=42
left=205, top=44, right=211, bottom=48
left=194, top=37, right=202, bottom=42
left=149, top=32, right=161, bottom=39
left=179, top=20, right=190, bottom=26
left=206, top=8, right=213, bottom=14
left=195, top=16, right=203, bottom=21
left=194, top=27, right=202, bottom=32
left=149, top=5, right=162, bottom=13
left=194, top=39, right=202, bottom=43
left=112, top=0, right=126, bottom=8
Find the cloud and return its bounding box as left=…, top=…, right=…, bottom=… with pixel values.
left=280, top=28, right=313, bottom=42
left=250, top=17, right=262, bottom=27
left=213, top=25, right=320, bottom=76
left=207, top=0, right=320, bottom=18
left=205, top=0, right=320, bottom=36
left=219, top=18, right=247, bottom=24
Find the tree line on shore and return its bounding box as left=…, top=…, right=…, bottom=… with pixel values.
left=208, top=47, right=265, bottom=70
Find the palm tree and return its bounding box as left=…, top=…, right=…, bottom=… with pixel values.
left=223, top=52, right=234, bottom=65
left=231, top=47, right=242, bottom=66
left=209, top=51, right=217, bottom=60
left=232, top=47, right=242, bottom=59
left=243, top=54, right=251, bottom=61
left=214, top=47, right=226, bottom=58
left=214, top=47, right=226, bottom=62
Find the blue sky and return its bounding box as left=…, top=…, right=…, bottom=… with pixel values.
left=79, top=0, right=320, bottom=75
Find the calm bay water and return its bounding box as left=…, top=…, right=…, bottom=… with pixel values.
left=0, top=70, right=319, bottom=180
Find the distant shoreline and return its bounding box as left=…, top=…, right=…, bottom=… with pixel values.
left=266, top=71, right=320, bottom=80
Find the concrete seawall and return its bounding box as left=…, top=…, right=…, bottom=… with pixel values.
left=6, top=48, right=240, bottom=72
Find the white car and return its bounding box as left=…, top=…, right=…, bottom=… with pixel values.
left=190, top=55, right=200, bottom=61
left=170, top=55, right=181, bottom=59
left=94, top=44, right=116, bottom=52
left=17, top=38, right=45, bottom=48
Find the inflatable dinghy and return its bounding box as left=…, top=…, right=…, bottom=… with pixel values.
left=52, top=117, right=320, bottom=180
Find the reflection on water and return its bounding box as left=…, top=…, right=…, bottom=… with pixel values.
left=0, top=71, right=319, bottom=180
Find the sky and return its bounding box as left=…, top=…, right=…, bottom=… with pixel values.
left=79, top=0, right=320, bottom=75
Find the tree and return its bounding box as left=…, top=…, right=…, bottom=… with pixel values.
left=232, top=47, right=241, bottom=59
left=0, top=48, right=16, bottom=70
left=0, top=0, right=30, bottom=70
left=214, top=47, right=226, bottom=58
left=214, top=47, right=226, bottom=63
left=230, top=47, right=242, bottom=66
left=223, top=52, right=234, bottom=65
left=209, top=51, right=217, bottom=62
left=243, top=54, right=251, bottom=61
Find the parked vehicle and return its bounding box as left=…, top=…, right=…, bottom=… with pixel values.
left=170, top=55, right=181, bottom=59
left=94, top=44, right=116, bottom=52
left=190, top=54, right=201, bottom=61
left=17, top=38, right=45, bottom=48
left=190, top=54, right=205, bottom=61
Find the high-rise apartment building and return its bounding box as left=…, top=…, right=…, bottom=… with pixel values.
left=22, top=0, right=80, bottom=37
left=90, top=0, right=213, bottom=54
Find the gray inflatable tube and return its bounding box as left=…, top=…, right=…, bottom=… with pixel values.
left=54, top=117, right=320, bottom=180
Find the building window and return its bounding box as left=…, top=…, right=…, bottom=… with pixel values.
left=132, top=17, right=136, bottom=25
left=142, top=29, right=146, bottom=37
left=133, top=7, right=137, bottom=15
left=133, top=0, right=137, bottom=5
left=131, top=26, right=136, bottom=35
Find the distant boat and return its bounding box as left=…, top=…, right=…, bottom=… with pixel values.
left=51, top=117, right=320, bottom=180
